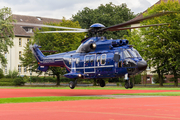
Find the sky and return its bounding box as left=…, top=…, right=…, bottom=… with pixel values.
left=0, top=0, right=159, bottom=19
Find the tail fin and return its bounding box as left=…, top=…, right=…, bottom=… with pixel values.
left=30, top=44, right=45, bottom=63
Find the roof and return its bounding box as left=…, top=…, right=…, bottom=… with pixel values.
left=131, top=0, right=180, bottom=21
left=12, top=14, right=62, bottom=37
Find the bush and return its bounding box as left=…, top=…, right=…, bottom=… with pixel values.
left=0, top=68, right=4, bottom=79
left=0, top=78, right=14, bottom=82
left=13, top=77, right=26, bottom=86
left=130, top=74, right=141, bottom=84
left=5, top=69, right=18, bottom=79
left=0, top=82, right=14, bottom=86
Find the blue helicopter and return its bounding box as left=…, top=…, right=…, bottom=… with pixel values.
left=19, top=11, right=172, bottom=89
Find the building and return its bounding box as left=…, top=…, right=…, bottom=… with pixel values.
left=3, top=14, right=62, bottom=76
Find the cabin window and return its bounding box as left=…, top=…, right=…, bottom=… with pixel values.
left=85, top=56, right=90, bottom=63
left=90, top=56, right=94, bottom=63
left=97, top=56, right=100, bottom=63
left=76, top=58, right=80, bottom=64
left=101, top=54, right=106, bottom=65
left=69, top=59, right=71, bottom=65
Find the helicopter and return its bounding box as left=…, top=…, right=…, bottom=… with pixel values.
left=15, top=11, right=173, bottom=89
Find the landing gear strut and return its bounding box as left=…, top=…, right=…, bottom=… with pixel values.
left=124, top=80, right=133, bottom=89
left=124, top=74, right=133, bottom=89
left=99, top=79, right=105, bottom=87
left=69, top=79, right=77, bottom=89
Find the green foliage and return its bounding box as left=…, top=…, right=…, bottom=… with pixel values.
left=0, top=7, right=15, bottom=66
left=34, top=18, right=86, bottom=53
left=5, top=69, right=18, bottom=78
left=0, top=68, right=4, bottom=79
left=141, top=0, right=180, bottom=85
left=13, top=77, right=26, bottom=86
left=0, top=78, right=13, bottom=82
left=72, top=2, right=137, bottom=39
left=130, top=74, right=142, bottom=84
left=153, top=74, right=159, bottom=83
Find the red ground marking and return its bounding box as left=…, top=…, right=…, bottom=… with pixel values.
left=0, top=96, right=180, bottom=120
left=0, top=89, right=180, bottom=98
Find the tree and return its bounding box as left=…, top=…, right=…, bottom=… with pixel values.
left=20, top=18, right=86, bottom=85
left=0, top=7, right=14, bottom=66
left=72, top=2, right=137, bottom=39
left=140, top=0, right=180, bottom=86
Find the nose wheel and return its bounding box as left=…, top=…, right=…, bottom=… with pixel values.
left=69, top=79, right=77, bottom=89
left=99, top=79, right=106, bottom=87
left=125, top=80, right=133, bottom=89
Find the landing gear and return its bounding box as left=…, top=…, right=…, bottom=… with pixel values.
left=99, top=79, right=105, bottom=87
left=125, top=81, right=129, bottom=89
left=124, top=80, right=133, bottom=89
left=69, top=79, right=77, bottom=89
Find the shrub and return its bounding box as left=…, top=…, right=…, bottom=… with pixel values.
left=13, top=77, right=26, bottom=86
left=5, top=69, right=18, bottom=79
left=0, top=68, right=4, bottom=79
left=0, top=78, right=14, bottom=82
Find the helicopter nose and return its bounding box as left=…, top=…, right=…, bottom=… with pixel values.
left=137, top=61, right=147, bottom=71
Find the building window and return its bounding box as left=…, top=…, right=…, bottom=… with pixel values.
left=5, top=52, right=7, bottom=59
left=147, top=77, right=150, bottom=81
left=147, top=64, right=150, bottom=70
left=5, top=66, right=7, bottom=74
left=23, top=27, right=33, bottom=33
left=19, top=51, right=22, bottom=58
left=27, top=39, right=30, bottom=43
left=24, top=66, right=27, bottom=73
left=19, top=38, right=22, bottom=46
left=18, top=65, right=22, bottom=73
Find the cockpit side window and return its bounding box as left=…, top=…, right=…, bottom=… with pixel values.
left=123, top=50, right=133, bottom=58
left=134, top=50, right=141, bottom=57
left=128, top=50, right=138, bottom=57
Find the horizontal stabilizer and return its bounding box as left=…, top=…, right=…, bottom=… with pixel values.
left=64, top=73, right=82, bottom=79
left=38, top=66, right=49, bottom=72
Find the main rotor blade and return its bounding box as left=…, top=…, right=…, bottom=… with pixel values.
left=102, top=11, right=177, bottom=31
left=112, top=23, right=168, bottom=31
left=13, top=22, right=88, bottom=31
left=39, top=30, right=88, bottom=33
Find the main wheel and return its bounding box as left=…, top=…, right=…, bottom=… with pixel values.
left=129, top=82, right=133, bottom=89
left=124, top=81, right=129, bottom=89
left=99, top=79, right=105, bottom=87
left=69, top=81, right=75, bottom=89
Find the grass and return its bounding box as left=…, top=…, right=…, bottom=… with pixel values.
left=115, top=92, right=180, bottom=96
left=0, top=96, right=113, bottom=104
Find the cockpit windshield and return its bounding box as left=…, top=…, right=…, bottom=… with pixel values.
left=123, top=50, right=133, bottom=58
left=123, top=49, right=142, bottom=58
